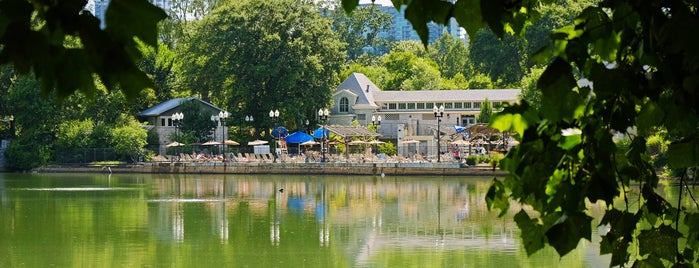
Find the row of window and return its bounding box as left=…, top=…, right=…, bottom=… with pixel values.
left=379, top=101, right=504, bottom=111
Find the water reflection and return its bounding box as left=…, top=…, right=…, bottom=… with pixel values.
left=0, top=173, right=613, bottom=267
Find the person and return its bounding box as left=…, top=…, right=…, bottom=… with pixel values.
left=454, top=146, right=461, bottom=160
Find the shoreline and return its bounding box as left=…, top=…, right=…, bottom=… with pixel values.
left=32, top=162, right=508, bottom=177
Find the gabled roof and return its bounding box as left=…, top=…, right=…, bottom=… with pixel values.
left=334, top=73, right=380, bottom=109
left=138, top=97, right=224, bottom=117
left=373, top=89, right=520, bottom=102
left=324, top=125, right=381, bottom=138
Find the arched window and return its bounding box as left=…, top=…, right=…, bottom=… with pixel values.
left=340, top=97, right=349, bottom=113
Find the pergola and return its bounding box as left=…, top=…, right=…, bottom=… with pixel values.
left=323, top=125, right=381, bottom=159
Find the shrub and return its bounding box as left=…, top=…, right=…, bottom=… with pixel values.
left=466, top=155, right=478, bottom=166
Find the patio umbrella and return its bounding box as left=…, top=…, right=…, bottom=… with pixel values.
left=166, top=141, right=184, bottom=147
left=301, top=140, right=318, bottom=146
left=400, top=139, right=420, bottom=144
left=367, top=140, right=385, bottom=145
left=248, top=139, right=269, bottom=146
left=313, top=127, right=329, bottom=139
left=348, top=140, right=366, bottom=145
left=202, top=141, right=222, bottom=146
left=450, top=139, right=470, bottom=146
left=224, top=140, right=240, bottom=146
left=272, top=127, right=289, bottom=139
left=285, top=131, right=314, bottom=143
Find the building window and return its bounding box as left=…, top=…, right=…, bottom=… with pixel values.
left=398, top=103, right=407, bottom=109
left=168, top=118, right=173, bottom=127
left=454, top=102, right=463, bottom=109
left=473, top=102, right=481, bottom=109
left=425, top=103, right=434, bottom=109
left=464, top=102, right=472, bottom=109
left=444, top=102, right=453, bottom=109
left=492, top=101, right=502, bottom=108
left=388, top=103, right=397, bottom=110
left=161, top=118, right=166, bottom=126
left=340, top=97, right=349, bottom=112
left=384, top=114, right=399, bottom=120
left=435, top=103, right=444, bottom=109
left=407, top=103, right=416, bottom=109
left=382, top=103, right=388, bottom=109
left=417, top=103, right=425, bottom=109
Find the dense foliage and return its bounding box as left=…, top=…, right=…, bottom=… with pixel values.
left=340, top=0, right=699, bottom=265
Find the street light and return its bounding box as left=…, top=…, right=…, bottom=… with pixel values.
left=433, top=105, right=445, bottom=163
left=218, top=110, right=229, bottom=160
left=318, top=108, right=329, bottom=162
left=172, top=112, right=184, bottom=160
left=269, top=109, right=280, bottom=162
left=245, top=115, right=254, bottom=154
left=371, top=115, right=381, bottom=127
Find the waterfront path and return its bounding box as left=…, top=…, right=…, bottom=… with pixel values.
left=35, top=161, right=507, bottom=176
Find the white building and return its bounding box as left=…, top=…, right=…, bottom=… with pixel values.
left=329, top=73, right=520, bottom=156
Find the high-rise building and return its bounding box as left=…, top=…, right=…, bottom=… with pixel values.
left=367, top=4, right=466, bottom=45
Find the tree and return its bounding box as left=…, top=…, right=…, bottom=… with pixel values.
left=109, top=115, right=148, bottom=163
left=179, top=0, right=345, bottom=130
left=342, top=0, right=699, bottom=265
left=178, top=100, right=217, bottom=142
left=477, top=98, right=492, bottom=123
left=428, top=33, right=471, bottom=79
left=383, top=50, right=441, bottom=90
left=323, top=1, right=393, bottom=60
left=469, top=30, right=527, bottom=87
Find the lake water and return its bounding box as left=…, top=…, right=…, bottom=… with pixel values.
left=0, top=173, right=613, bottom=267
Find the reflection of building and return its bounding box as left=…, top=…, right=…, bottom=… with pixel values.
left=137, top=97, right=228, bottom=155
left=329, top=73, right=520, bottom=155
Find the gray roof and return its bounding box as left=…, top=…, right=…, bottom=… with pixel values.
left=138, top=97, right=224, bottom=117
left=373, top=89, right=520, bottom=103
left=335, top=73, right=380, bottom=108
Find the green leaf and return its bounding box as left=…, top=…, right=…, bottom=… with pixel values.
left=558, top=130, right=581, bottom=150
left=479, top=0, right=504, bottom=37
left=637, top=225, right=682, bottom=262
left=514, top=209, right=546, bottom=256
left=453, top=0, right=485, bottom=42
left=403, top=0, right=452, bottom=46
left=545, top=212, right=592, bottom=256
left=105, top=0, right=167, bottom=47
left=341, top=0, right=359, bottom=14
left=668, top=140, right=698, bottom=169
left=486, top=178, right=510, bottom=217
left=538, top=57, right=581, bottom=122
left=490, top=113, right=528, bottom=137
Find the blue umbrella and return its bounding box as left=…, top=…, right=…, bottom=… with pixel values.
left=271, top=127, right=288, bottom=139
left=285, top=131, right=314, bottom=143
left=313, top=127, right=329, bottom=139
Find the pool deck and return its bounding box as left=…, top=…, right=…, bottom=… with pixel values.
left=34, top=162, right=507, bottom=177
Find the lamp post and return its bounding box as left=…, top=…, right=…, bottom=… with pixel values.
left=433, top=105, right=444, bottom=163
left=269, top=109, right=280, bottom=162
left=172, top=112, right=184, bottom=160
left=371, top=115, right=381, bottom=129
left=318, top=108, right=329, bottom=162
left=218, top=110, right=229, bottom=160
left=245, top=115, right=254, bottom=154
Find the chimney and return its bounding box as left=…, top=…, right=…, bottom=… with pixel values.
left=365, top=85, right=370, bottom=93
